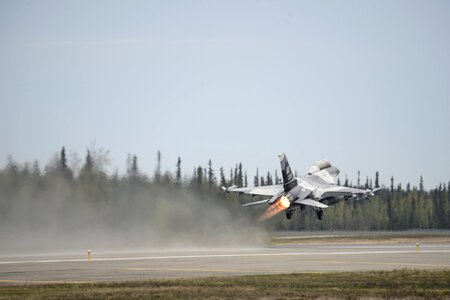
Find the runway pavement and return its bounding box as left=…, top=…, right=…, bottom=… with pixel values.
left=0, top=243, right=449, bottom=284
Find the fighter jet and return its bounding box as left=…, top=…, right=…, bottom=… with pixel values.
left=222, top=153, right=380, bottom=221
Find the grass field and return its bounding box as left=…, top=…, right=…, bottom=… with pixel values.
left=0, top=269, right=449, bottom=299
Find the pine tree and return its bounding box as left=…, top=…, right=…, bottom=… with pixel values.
left=85, top=150, right=93, bottom=172
left=196, top=166, right=203, bottom=185
left=265, top=171, right=272, bottom=185
left=357, top=170, right=360, bottom=187
left=390, top=176, right=394, bottom=194
left=79, top=150, right=93, bottom=182
left=387, top=176, right=394, bottom=229
left=254, top=168, right=259, bottom=187
left=219, top=167, right=226, bottom=187
left=237, top=163, right=243, bottom=187
left=6, top=155, right=18, bottom=175
left=244, top=171, right=248, bottom=187
left=176, top=157, right=182, bottom=184
left=60, top=147, right=67, bottom=170
left=131, top=155, right=138, bottom=177
left=207, top=160, right=215, bottom=186
left=155, top=150, right=161, bottom=183
left=58, top=146, right=73, bottom=179
left=260, top=176, right=265, bottom=186
left=375, top=171, right=380, bottom=188
left=419, top=176, right=424, bottom=192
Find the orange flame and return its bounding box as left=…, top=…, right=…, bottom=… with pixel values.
left=258, top=196, right=290, bottom=222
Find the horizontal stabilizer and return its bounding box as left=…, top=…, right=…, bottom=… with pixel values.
left=242, top=199, right=270, bottom=206
left=294, top=199, right=328, bottom=208
left=221, top=185, right=237, bottom=192
left=361, top=187, right=382, bottom=198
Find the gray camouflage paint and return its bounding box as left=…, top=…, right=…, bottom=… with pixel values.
left=224, top=153, right=379, bottom=220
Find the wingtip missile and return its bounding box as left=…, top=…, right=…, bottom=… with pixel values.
left=363, top=187, right=382, bottom=197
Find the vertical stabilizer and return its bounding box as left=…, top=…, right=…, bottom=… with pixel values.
left=278, top=153, right=298, bottom=191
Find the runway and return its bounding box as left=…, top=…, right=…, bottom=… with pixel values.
left=1, top=243, right=449, bottom=284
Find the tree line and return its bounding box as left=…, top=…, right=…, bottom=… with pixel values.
left=0, top=147, right=449, bottom=232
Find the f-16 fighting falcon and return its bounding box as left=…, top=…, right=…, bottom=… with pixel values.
left=222, top=153, right=380, bottom=221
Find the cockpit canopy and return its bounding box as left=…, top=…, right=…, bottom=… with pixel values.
left=308, top=159, right=332, bottom=175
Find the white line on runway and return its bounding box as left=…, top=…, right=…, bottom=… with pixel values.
left=0, top=250, right=449, bottom=265
left=0, top=279, right=90, bottom=284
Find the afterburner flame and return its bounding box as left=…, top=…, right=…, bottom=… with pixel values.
left=277, top=196, right=290, bottom=209
left=258, top=196, right=291, bottom=222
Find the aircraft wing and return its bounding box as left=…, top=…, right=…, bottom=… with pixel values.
left=222, top=185, right=285, bottom=207
left=315, top=185, right=380, bottom=199
left=222, top=184, right=284, bottom=196
left=294, top=199, right=328, bottom=208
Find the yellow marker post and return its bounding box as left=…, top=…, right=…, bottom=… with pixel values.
left=88, top=249, right=91, bottom=262
left=416, top=243, right=420, bottom=253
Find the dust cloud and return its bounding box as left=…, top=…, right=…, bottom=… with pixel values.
left=0, top=176, right=269, bottom=255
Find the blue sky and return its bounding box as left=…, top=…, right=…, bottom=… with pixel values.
left=1, top=0, right=449, bottom=188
